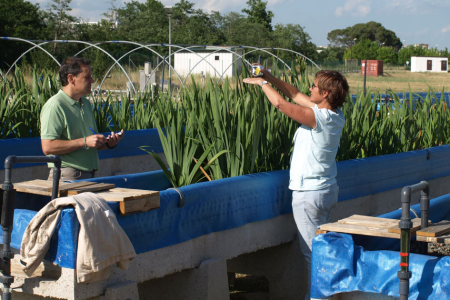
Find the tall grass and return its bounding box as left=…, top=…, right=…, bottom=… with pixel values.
left=2, top=65, right=450, bottom=187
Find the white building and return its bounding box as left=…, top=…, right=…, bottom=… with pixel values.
left=174, top=47, right=243, bottom=78
left=411, top=56, right=448, bottom=72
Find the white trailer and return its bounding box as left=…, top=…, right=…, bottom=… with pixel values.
left=411, top=56, right=448, bottom=72
left=174, top=47, right=243, bottom=78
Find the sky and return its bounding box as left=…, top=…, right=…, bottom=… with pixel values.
left=28, top=0, right=450, bottom=50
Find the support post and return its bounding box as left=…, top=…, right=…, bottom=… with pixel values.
left=397, top=181, right=428, bottom=300
left=1, top=155, right=61, bottom=300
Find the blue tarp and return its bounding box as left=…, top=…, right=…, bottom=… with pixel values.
left=7, top=145, right=450, bottom=270
left=0, top=128, right=163, bottom=169
left=311, top=194, right=450, bottom=299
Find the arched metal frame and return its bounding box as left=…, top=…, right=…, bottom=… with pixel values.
left=6, top=41, right=58, bottom=77
left=1, top=37, right=61, bottom=79
left=2, top=38, right=137, bottom=93
left=1, top=37, right=320, bottom=96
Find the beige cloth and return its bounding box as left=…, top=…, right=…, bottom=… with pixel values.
left=20, top=192, right=136, bottom=283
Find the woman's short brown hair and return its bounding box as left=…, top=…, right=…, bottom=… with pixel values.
left=316, top=70, right=349, bottom=109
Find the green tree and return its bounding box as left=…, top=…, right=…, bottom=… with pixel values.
left=316, top=47, right=346, bottom=61
left=328, top=21, right=402, bottom=49
left=0, top=0, right=46, bottom=70
left=220, top=12, right=271, bottom=46
left=397, top=45, right=427, bottom=65
left=343, top=39, right=379, bottom=60
left=43, top=0, right=78, bottom=53
left=270, top=24, right=317, bottom=60
left=242, top=0, right=274, bottom=31
left=116, top=0, right=167, bottom=43
left=376, top=46, right=398, bottom=64
left=172, top=0, right=226, bottom=45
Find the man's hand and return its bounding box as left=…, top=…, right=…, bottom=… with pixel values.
left=106, top=129, right=124, bottom=148
left=86, top=134, right=107, bottom=148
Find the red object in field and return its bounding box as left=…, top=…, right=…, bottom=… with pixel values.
left=361, top=60, right=383, bottom=77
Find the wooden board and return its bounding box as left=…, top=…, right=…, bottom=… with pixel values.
left=13, top=180, right=114, bottom=197
left=57, top=181, right=97, bottom=193
left=388, top=218, right=425, bottom=234
left=416, top=220, right=450, bottom=237
left=95, top=188, right=160, bottom=215
left=318, top=214, right=425, bottom=239
left=119, top=195, right=160, bottom=215
left=338, top=215, right=399, bottom=228
left=11, top=256, right=61, bottom=279
left=14, top=180, right=58, bottom=196
left=319, top=222, right=401, bottom=239
left=13, top=180, right=159, bottom=215
left=66, top=183, right=116, bottom=195
left=416, top=233, right=450, bottom=244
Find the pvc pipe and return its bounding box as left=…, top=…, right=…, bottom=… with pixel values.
left=1, top=155, right=61, bottom=299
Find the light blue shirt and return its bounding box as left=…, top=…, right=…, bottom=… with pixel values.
left=289, top=105, right=345, bottom=191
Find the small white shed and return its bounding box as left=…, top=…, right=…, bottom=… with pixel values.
left=411, top=56, right=448, bottom=72
left=174, top=47, right=243, bottom=78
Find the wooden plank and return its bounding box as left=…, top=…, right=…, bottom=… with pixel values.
left=338, top=215, right=399, bottom=228
left=96, top=188, right=159, bottom=202
left=108, top=188, right=156, bottom=198
left=14, top=180, right=59, bottom=196
left=416, top=220, right=450, bottom=237
left=66, top=183, right=116, bottom=195
left=13, top=180, right=113, bottom=197
left=57, top=181, right=97, bottom=193
left=15, top=179, right=53, bottom=189
left=316, top=229, right=328, bottom=235
left=319, top=222, right=401, bottom=239
left=119, top=194, right=160, bottom=215
left=416, top=233, right=450, bottom=244
left=11, top=256, right=61, bottom=279
left=388, top=218, right=425, bottom=234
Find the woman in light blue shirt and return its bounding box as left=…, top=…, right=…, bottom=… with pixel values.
left=244, top=69, right=349, bottom=300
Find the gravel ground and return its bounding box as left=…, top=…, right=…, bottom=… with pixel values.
left=428, top=243, right=450, bottom=257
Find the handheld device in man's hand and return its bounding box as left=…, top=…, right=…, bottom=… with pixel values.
left=251, top=64, right=264, bottom=77
left=106, top=132, right=122, bottom=140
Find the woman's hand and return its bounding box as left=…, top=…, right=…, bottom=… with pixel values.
left=243, top=77, right=265, bottom=86
left=251, top=63, right=272, bottom=79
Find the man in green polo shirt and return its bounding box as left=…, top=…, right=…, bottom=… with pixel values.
left=40, top=57, right=124, bottom=181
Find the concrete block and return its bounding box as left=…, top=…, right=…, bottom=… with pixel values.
left=337, top=291, right=398, bottom=299
left=138, top=258, right=229, bottom=300
left=99, top=281, right=139, bottom=300
left=227, top=240, right=307, bottom=300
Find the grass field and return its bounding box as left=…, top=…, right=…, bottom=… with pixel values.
left=344, top=69, right=450, bottom=95
left=9, top=65, right=450, bottom=96
left=113, top=67, right=449, bottom=96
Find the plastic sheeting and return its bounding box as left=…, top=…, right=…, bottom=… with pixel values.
left=337, top=145, right=450, bottom=201
left=10, top=169, right=292, bottom=269
left=11, top=208, right=79, bottom=268
left=311, top=193, right=450, bottom=299
left=0, top=128, right=163, bottom=169
left=311, top=233, right=450, bottom=299
left=8, top=145, right=450, bottom=270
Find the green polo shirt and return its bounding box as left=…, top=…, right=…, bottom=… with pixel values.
left=40, top=90, right=99, bottom=171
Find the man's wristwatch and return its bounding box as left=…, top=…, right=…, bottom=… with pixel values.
left=260, top=80, right=268, bottom=88
left=106, top=142, right=116, bottom=149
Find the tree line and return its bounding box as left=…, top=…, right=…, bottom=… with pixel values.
left=1, top=0, right=449, bottom=79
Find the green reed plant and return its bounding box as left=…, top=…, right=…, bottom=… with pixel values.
left=3, top=64, right=450, bottom=188
left=140, top=92, right=228, bottom=187
left=90, top=93, right=112, bottom=133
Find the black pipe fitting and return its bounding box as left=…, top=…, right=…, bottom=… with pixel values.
left=397, top=181, right=429, bottom=300
left=1, top=155, right=61, bottom=300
